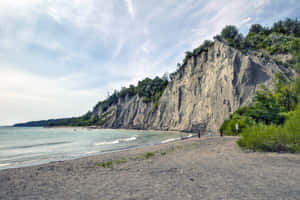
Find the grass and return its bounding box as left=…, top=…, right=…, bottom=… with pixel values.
left=115, top=158, right=127, bottom=164
left=97, top=143, right=201, bottom=168
left=238, top=125, right=300, bottom=153
left=97, top=158, right=127, bottom=168
left=97, top=152, right=157, bottom=168
left=237, top=104, right=300, bottom=153
left=97, top=160, right=113, bottom=168
left=144, top=152, right=155, bottom=159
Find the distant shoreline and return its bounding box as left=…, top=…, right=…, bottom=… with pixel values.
left=45, top=126, right=198, bottom=134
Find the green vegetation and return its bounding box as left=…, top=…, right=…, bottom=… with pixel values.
left=97, top=158, right=127, bottom=168
left=238, top=116, right=300, bottom=153
left=220, top=73, right=300, bottom=152
left=160, top=151, right=166, bottom=155
left=114, top=158, right=127, bottom=164
left=144, top=152, right=155, bottom=159
left=14, top=111, right=99, bottom=127
left=219, top=19, right=300, bottom=150
left=136, top=76, right=168, bottom=104
left=96, top=109, right=115, bottom=126
left=215, top=18, right=300, bottom=70
left=94, top=75, right=168, bottom=111
left=170, top=40, right=214, bottom=80
left=170, top=18, right=300, bottom=82
left=221, top=73, right=299, bottom=134
left=97, top=160, right=113, bottom=168
left=15, top=76, right=168, bottom=127
left=14, top=18, right=300, bottom=131
left=198, top=19, right=300, bottom=153
left=94, top=75, right=168, bottom=110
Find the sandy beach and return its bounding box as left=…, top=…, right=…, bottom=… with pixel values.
left=0, top=136, right=299, bottom=200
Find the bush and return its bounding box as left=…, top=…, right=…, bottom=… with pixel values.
left=144, top=152, right=155, bottom=159
left=193, top=40, right=214, bottom=55
left=97, top=160, right=113, bottom=168
left=97, top=158, right=127, bottom=168
left=221, top=25, right=239, bottom=40
left=249, top=24, right=265, bottom=34
left=238, top=102, right=300, bottom=153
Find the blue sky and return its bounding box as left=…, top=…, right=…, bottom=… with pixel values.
left=0, top=0, right=299, bottom=125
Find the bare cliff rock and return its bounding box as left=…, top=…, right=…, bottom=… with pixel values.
left=93, top=41, right=294, bottom=133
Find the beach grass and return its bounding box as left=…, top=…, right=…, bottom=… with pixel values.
left=115, top=158, right=127, bottom=164
left=97, top=142, right=200, bottom=168
left=97, top=160, right=113, bottom=168
left=97, top=158, right=127, bottom=168
left=144, top=152, right=155, bottom=159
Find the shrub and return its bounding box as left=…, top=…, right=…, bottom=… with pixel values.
left=221, top=25, right=239, bottom=40
left=144, top=152, right=155, bottom=159
left=97, top=160, right=113, bottom=168
left=238, top=103, right=300, bottom=153
left=249, top=24, right=265, bottom=34
left=97, top=158, right=127, bottom=168
left=115, top=158, right=127, bottom=164
left=193, top=40, right=214, bottom=55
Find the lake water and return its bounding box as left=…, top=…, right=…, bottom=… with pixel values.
left=0, top=127, right=189, bottom=170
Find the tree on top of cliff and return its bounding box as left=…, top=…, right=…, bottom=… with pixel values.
left=221, top=25, right=239, bottom=40
left=249, top=24, right=266, bottom=34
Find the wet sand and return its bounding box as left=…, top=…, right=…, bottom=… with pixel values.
left=0, top=136, right=299, bottom=200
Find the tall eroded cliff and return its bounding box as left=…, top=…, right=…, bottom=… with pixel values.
left=93, top=41, right=294, bottom=133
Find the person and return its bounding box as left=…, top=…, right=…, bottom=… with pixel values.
left=220, top=131, right=223, bottom=137
left=198, top=131, right=200, bottom=138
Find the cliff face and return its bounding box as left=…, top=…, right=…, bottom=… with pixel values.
left=93, top=41, right=294, bottom=133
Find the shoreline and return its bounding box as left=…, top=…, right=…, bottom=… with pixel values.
left=25, top=125, right=201, bottom=135
left=45, top=126, right=196, bottom=134
left=0, top=130, right=196, bottom=171
left=1, top=136, right=299, bottom=200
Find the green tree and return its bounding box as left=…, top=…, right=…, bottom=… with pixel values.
left=221, top=25, right=239, bottom=40
left=249, top=24, right=265, bottom=34
left=250, top=87, right=284, bottom=125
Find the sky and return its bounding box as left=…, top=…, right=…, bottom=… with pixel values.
left=0, top=0, right=299, bottom=125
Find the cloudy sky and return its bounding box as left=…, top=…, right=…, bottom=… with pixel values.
left=0, top=0, right=299, bottom=125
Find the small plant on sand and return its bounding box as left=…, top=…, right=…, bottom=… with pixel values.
left=97, top=160, right=113, bottom=168
left=160, top=152, right=167, bottom=156
left=115, top=158, right=127, bottom=164
left=97, top=158, right=128, bottom=168
left=144, top=152, right=155, bottom=159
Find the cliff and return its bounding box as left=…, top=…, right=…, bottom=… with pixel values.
left=93, top=41, right=294, bottom=133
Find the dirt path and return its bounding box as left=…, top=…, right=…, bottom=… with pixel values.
left=0, top=136, right=299, bottom=200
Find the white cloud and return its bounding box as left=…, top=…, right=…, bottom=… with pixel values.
left=0, top=0, right=298, bottom=125
left=252, top=0, right=271, bottom=9
left=240, top=17, right=252, bottom=26
left=0, top=68, right=102, bottom=125
left=124, top=0, right=135, bottom=19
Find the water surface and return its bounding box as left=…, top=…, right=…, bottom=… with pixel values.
left=0, top=127, right=188, bottom=170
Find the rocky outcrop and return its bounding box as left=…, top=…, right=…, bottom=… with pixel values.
left=93, top=41, right=294, bottom=133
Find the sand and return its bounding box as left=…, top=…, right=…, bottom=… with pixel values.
left=0, top=136, right=299, bottom=200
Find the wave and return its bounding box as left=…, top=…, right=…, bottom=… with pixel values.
left=94, top=140, right=120, bottom=146
left=0, top=141, right=72, bottom=150
left=121, top=136, right=137, bottom=142
left=94, top=136, right=137, bottom=146
left=0, top=163, right=11, bottom=167
left=86, top=151, right=99, bottom=154
left=161, top=138, right=181, bottom=144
